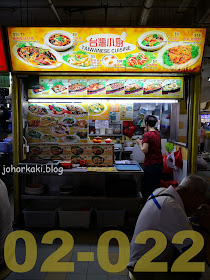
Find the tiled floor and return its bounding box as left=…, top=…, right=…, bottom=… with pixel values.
left=2, top=229, right=210, bottom=280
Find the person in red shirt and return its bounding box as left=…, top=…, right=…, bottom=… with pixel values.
left=137, top=115, right=163, bottom=199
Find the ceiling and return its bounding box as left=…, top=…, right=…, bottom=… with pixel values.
left=1, top=0, right=210, bottom=45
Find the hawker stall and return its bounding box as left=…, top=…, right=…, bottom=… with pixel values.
left=7, top=27, right=206, bottom=227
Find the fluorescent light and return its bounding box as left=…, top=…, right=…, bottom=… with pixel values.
left=28, top=98, right=178, bottom=104
left=208, top=77, right=210, bottom=82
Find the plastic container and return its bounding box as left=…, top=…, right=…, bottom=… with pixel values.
left=0, top=142, right=8, bottom=153
left=106, top=128, right=113, bottom=135
left=95, top=209, right=126, bottom=228
left=60, top=161, right=72, bottom=169
left=58, top=207, right=91, bottom=228
left=23, top=207, right=56, bottom=228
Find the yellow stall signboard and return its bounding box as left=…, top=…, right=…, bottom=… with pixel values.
left=28, top=76, right=184, bottom=99
left=8, top=27, right=206, bottom=73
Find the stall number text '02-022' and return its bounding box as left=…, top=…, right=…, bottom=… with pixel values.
left=4, top=230, right=205, bottom=273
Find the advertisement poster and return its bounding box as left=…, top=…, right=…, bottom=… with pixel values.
left=27, top=103, right=88, bottom=144
left=0, top=29, right=7, bottom=71
left=8, top=27, right=206, bottom=72
left=120, top=104, right=133, bottom=121
left=109, top=103, right=121, bottom=122
left=28, top=76, right=184, bottom=99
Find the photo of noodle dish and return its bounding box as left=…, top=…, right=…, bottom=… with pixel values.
left=13, top=43, right=62, bottom=69
left=62, top=51, right=93, bottom=69
left=40, top=116, right=58, bottom=127
left=88, top=103, right=106, bottom=115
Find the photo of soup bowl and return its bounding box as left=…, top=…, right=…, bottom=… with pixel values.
left=44, top=30, right=74, bottom=51
left=137, top=30, right=167, bottom=52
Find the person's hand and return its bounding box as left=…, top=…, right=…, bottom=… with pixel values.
left=196, top=204, right=210, bottom=231
left=136, top=139, right=141, bottom=146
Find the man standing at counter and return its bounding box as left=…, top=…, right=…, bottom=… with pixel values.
left=136, top=115, right=163, bottom=199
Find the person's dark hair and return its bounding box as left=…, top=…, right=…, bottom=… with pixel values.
left=145, top=115, right=157, bottom=127
left=201, top=122, right=204, bottom=128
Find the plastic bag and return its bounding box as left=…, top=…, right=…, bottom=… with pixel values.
left=162, top=155, right=173, bottom=174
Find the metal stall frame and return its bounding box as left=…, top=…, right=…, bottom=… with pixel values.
left=12, top=72, right=200, bottom=222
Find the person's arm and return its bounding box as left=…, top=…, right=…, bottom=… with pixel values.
left=136, top=139, right=149, bottom=154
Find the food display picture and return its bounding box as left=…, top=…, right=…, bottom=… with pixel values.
left=87, top=79, right=106, bottom=96
left=88, top=102, right=109, bottom=120
left=50, top=79, right=68, bottom=95
left=162, top=79, right=182, bottom=97
left=143, top=79, right=163, bottom=96
left=28, top=78, right=50, bottom=98
left=27, top=103, right=88, bottom=144
left=28, top=144, right=113, bottom=166
left=8, top=27, right=206, bottom=73
left=106, top=79, right=124, bottom=96
left=124, top=79, right=143, bottom=96
left=29, top=76, right=184, bottom=99
left=68, top=79, right=87, bottom=96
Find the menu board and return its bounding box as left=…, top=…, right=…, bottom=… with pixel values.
left=27, top=103, right=88, bottom=144
left=0, top=29, right=8, bottom=71
left=28, top=144, right=114, bottom=166
left=8, top=27, right=206, bottom=73
left=28, top=76, right=184, bottom=99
